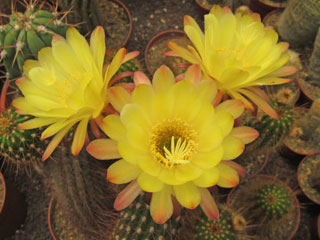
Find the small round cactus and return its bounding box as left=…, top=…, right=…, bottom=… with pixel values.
left=245, top=100, right=294, bottom=150
left=0, top=2, right=68, bottom=79
left=0, top=107, right=44, bottom=170
left=114, top=58, right=141, bottom=84
left=112, top=194, right=181, bottom=240
left=195, top=209, right=247, bottom=240
left=256, top=184, right=291, bottom=219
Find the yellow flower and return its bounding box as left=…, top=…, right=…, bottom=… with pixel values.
left=12, top=26, right=136, bottom=161
left=167, top=5, right=296, bottom=118
left=87, top=65, right=258, bottom=223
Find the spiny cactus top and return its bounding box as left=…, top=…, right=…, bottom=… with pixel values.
left=256, top=184, right=291, bottom=219
left=195, top=209, right=247, bottom=240
left=0, top=3, right=68, bottom=79
left=167, top=4, right=296, bottom=118
left=112, top=194, right=181, bottom=240
left=0, top=107, right=43, bottom=165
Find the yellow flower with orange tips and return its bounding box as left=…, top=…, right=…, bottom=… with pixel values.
left=12, top=26, right=138, bottom=161
left=167, top=5, right=296, bottom=118
left=87, top=64, right=258, bottom=223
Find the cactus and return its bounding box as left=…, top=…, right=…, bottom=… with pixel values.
left=195, top=209, right=247, bottom=240
left=256, top=184, right=291, bottom=220
left=0, top=107, right=45, bottom=173
left=112, top=193, right=181, bottom=240
left=244, top=99, right=294, bottom=150
left=307, top=27, right=320, bottom=88
left=44, top=147, right=118, bottom=239
left=0, top=2, right=68, bottom=79
left=277, top=0, right=320, bottom=47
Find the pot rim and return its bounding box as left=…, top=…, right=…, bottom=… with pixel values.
left=297, top=153, right=320, bottom=205
left=0, top=172, right=5, bottom=215
left=227, top=174, right=300, bottom=240
left=144, top=29, right=186, bottom=76
left=47, top=197, right=57, bottom=240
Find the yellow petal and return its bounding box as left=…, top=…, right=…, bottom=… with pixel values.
left=86, top=138, right=120, bottom=160
left=107, top=159, right=140, bottom=184
left=118, top=139, right=149, bottom=165
left=137, top=172, right=164, bottom=192
left=199, top=187, right=219, bottom=220
left=133, top=71, right=152, bottom=86
left=197, top=120, right=223, bottom=152
left=138, top=155, right=161, bottom=177
left=41, top=119, right=78, bottom=140
left=18, top=117, right=58, bottom=129
left=196, top=79, right=217, bottom=103
left=150, top=185, right=173, bottom=224
left=152, top=65, right=175, bottom=93
left=230, top=126, right=259, bottom=144
left=108, top=86, right=131, bottom=112
left=167, top=41, right=200, bottom=64
left=42, top=122, right=74, bottom=161
left=101, top=115, right=126, bottom=141
left=185, top=25, right=205, bottom=58
left=216, top=163, right=239, bottom=188
left=90, top=26, right=105, bottom=73
left=215, top=99, right=244, bottom=119
left=71, top=118, right=89, bottom=155
left=221, top=135, right=245, bottom=160
left=120, top=103, right=151, bottom=129
left=131, top=84, right=155, bottom=112
left=193, top=166, right=220, bottom=187
left=192, top=145, right=224, bottom=169
left=237, top=88, right=277, bottom=119
left=104, top=48, right=126, bottom=85
left=173, top=182, right=201, bottom=209
left=23, top=59, right=40, bottom=78
left=67, top=27, right=95, bottom=71
left=175, top=163, right=202, bottom=182
left=158, top=167, right=184, bottom=185
left=114, top=180, right=142, bottom=210
left=183, top=64, right=202, bottom=85
left=213, top=110, right=234, bottom=137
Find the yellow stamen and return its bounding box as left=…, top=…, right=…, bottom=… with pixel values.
left=164, top=136, right=192, bottom=165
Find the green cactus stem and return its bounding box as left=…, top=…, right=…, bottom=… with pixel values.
left=112, top=194, right=181, bottom=240
left=0, top=2, right=68, bottom=79
left=256, top=184, right=291, bottom=219
left=244, top=100, right=294, bottom=150
left=277, top=0, right=320, bottom=47
left=113, top=58, right=141, bottom=84
left=195, top=208, right=247, bottom=240
left=0, top=107, right=44, bottom=173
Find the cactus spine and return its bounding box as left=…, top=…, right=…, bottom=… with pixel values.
left=112, top=194, right=181, bottom=240
left=0, top=2, right=68, bottom=79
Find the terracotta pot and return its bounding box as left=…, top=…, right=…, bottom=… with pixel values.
left=227, top=174, right=300, bottom=240
left=0, top=171, right=27, bottom=239
left=250, top=0, right=286, bottom=19
left=113, top=0, right=133, bottom=48
left=194, top=0, right=211, bottom=13
left=48, top=197, right=57, bottom=240
left=297, top=154, right=320, bottom=205
left=296, top=75, right=315, bottom=104
left=144, top=30, right=190, bottom=76
left=262, top=8, right=282, bottom=26
left=280, top=107, right=320, bottom=160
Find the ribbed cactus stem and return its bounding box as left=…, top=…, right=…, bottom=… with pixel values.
left=308, top=30, right=320, bottom=87
left=45, top=147, right=117, bottom=239
left=277, top=0, right=320, bottom=47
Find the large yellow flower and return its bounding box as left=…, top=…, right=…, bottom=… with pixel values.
left=167, top=5, right=296, bottom=118
left=12, top=26, right=136, bottom=160
left=87, top=65, right=258, bottom=223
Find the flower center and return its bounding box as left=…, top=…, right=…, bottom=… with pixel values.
left=150, top=118, right=197, bottom=168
